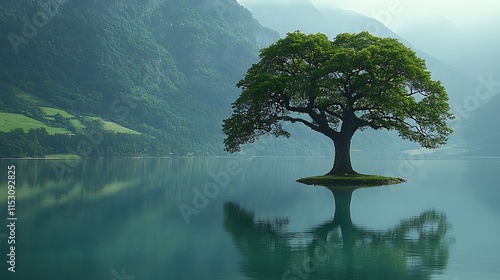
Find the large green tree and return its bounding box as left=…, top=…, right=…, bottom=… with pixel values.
left=223, top=31, right=453, bottom=175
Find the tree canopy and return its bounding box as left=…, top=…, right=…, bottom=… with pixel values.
left=223, top=31, right=454, bottom=174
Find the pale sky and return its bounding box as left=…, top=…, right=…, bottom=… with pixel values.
left=238, top=0, right=500, bottom=29
left=315, top=0, right=500, bottom=28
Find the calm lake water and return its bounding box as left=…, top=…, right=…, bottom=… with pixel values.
left=0, top=157, right=499, bottom=279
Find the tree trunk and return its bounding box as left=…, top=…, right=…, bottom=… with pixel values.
left=328, top=133, right=356, bottom=175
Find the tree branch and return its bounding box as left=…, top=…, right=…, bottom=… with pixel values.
left=278, top=116, right=324, bottom=134
left=323, top=108, right=343, bottom=120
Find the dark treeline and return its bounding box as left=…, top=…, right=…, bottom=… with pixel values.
left=0, top=128, right=197, bottom=158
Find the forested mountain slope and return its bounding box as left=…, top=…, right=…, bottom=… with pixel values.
left=0, top=0, right=278, bottom=156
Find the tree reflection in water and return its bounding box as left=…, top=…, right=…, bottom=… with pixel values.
left=224, top=186, right=452, bottom=280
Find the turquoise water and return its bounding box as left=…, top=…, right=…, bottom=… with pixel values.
left=0, top=157, right=499, bottom=279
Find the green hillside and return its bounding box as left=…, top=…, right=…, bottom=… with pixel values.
left=0, top=0, right=279, bottom=157
left=0, top=112, right=71, bottom=134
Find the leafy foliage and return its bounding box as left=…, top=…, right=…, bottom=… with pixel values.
left=223, top=31, right=454, bottom=153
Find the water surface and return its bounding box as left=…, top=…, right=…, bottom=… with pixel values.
left=0, top=157, right=498, bottom=279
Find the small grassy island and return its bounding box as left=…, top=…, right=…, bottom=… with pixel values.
left=297, top=173, right=406, bottom=187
